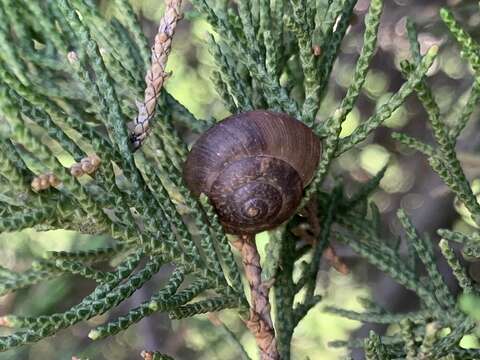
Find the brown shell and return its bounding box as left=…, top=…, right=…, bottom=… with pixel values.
left=183, top=110, right=321, bottom=234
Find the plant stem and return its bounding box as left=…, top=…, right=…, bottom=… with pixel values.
left=233, top=234, right=279, bottom=360
left=129, top=0, right=183, bottom=150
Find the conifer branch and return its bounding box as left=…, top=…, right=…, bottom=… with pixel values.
left=232, top=234, right=279, bottom=360
left=337, top=45, right=438, bottom=155
left=0, top=1, right=478, bottom=358
left=130, top=0, right=183, bottom=150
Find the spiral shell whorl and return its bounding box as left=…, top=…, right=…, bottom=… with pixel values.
left=209, top=156, right=303, bottom=234
left=183, top=110, right=321, bottom=234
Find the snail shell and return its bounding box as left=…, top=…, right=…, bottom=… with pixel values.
left=183, top=110, right=321, bottom=234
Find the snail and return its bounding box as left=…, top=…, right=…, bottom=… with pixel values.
left=183, top=110, right=321, bottom=234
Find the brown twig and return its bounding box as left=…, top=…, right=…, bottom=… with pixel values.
left=0, top=316, right=13, bottom=328
left=129, top=0, right=183, bottom=150
left=140, top=351, right=154, bottom=360
left=294, top=199, right=350, bottom=275
left=232, top=234, right=279, bottom=360
left=140, top=350, right=175, bottom=360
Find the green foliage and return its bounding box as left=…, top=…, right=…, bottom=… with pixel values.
left=326, top=6, right=480, bottom=359
left=0, top=0, right=479, bottom=359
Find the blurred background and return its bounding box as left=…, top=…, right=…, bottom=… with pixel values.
left=1, top=0, right=480, bottom=359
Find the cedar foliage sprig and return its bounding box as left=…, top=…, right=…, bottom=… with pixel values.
left=0, top=0, right=477, bottom=359
left=327, top=7, right=480, bottom=359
